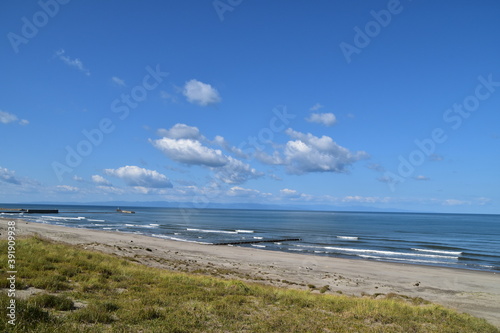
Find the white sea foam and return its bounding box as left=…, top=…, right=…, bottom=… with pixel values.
left=151, top=234, right=211, bottom=244
left=187, top=228, right=237, bottom=234
left=252, top=244, right=266, bottom=248
left=236, top=229, right=254, bottom=233
left=412, top=248, right=462, bottom=256
left=149, top=223, right=160, bottom=226
left=88, top=219, right=105, bottom=222
left=296, top=245, right=458, bottom=260
left=274, top=242, right=282, bottom=245
left=42, top=216, right=85, bottom=221
left=337, top=236, right=359, bottom=240
left=253, top=236, right=263, bottom=239
left=288, top=248, right=304, bottom=251
left=358, top=255, right=454, bottom=265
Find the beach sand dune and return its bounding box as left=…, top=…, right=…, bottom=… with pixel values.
left=2, top=219, right=499, bottom=328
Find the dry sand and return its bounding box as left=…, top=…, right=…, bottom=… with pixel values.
left=2, top=218, right=499, bottom=328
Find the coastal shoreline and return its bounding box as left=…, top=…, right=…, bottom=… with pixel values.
left=2, top=218, right=499, bottom=328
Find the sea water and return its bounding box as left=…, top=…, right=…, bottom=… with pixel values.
left=4, top=204, right=499, bottom=272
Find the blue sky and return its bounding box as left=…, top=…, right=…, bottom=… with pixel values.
left=1, top=0, right=499, bottom=213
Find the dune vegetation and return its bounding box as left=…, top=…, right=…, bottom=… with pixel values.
left=1, top=236, right=498, bottom=332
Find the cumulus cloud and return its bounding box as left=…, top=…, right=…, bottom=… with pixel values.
left=103, top=166, right=172, bottom=188
left=152, top=123, right=264, bottom=185
left=55, top=49, right=90, bottom=76
left=306, top=113, right=337, bottom=126
left=0, top=167, right=21, bottom=185
left=214, top=157, right=264, bottom=184
left=0, top=110, right=28, bottom=125
left=156, top=123, right=203, bottom=140
left=151, top=137, right=228, bottom=167
left=183, top=79, right=221, bottom=106
left=270, top=129, right=369, bottom=174
left=91, top=175, right=112, bottom=186
left=111, top=76, right=126, bottom=87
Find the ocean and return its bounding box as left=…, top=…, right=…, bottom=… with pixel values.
left=2, top=204, right=499, bottom=272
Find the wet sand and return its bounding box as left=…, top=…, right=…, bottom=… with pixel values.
left=2, top=219, right=499, bottom=327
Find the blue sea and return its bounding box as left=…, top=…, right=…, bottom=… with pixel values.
left=3, top=204, right=499, bottom=272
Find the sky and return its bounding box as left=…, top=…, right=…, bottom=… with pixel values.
left=1, top=0, right=499, bottom=214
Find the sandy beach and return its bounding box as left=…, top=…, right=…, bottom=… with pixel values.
left=2, top=218, right=499, bottom=328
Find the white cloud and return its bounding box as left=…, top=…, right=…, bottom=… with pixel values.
left=442, top=199, right=469, bottom=206
left=414, top=175, right=430, bottom=181
left=151, top=137, right=228, bottom=167
left=0, top=167, right=21, bottom=185
left=183, top=79, right=221, bottom=106
left=55, top=49, right=90, bottom=76
left=55, top=185, right=79, bottom=192
left=227, top=186, right=268, bottom=198
left=156, top=123, right=203, bottom=140
left=341, top=195, right=390, bottom=203
left=214, top=157, right=264, bottom=184
left=309, top=103, right=323, bottom=111
left=213, top=135, right=248, bottom=159
left=429, top=154, right=444, bottom=161
left=111, top=76, right=125, bottom=87
left=0, top=110, right=28, bottom=125
left=280, top=129, right=368, bottom=174
left=73, top=175, right=84, bottom=182
left=160, top=90, right=177, bottom=103
left=306, top=112, right=337, bottom=126
left=280, top=188, right=301, bottom=198
left=92, top=175, right=112, bottom=186
left=104, top=165, right=172, bottom=188
left=366, top=163, right=385, bottom=172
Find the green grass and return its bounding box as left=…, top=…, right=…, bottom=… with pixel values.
left=1, top=236, right=499, bottom=332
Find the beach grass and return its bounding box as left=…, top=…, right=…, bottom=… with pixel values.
left=1, top=236, right=498, bottom=332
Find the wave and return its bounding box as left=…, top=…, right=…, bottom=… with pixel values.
left=152, top=234, right=212, bottom=244
left=149, top=223, right=160, bottom=226
left=186, top=228, right=237, bottom=234
left=42, top=216, right=85, bottom=221
left=88, top=219, right=105, bottom=222
left=412, top=248, right=462, bottom=256
left=253, top=236, right=263, bottom=239
left=252, top=244, right=266, bottom=248
left=295, top=245, right=458, bottom=260
left=358, top=254, right=455, bottom=265
left=236, top=230, right=254, bottom=233
left=337, top=236, right=358, bottom=240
